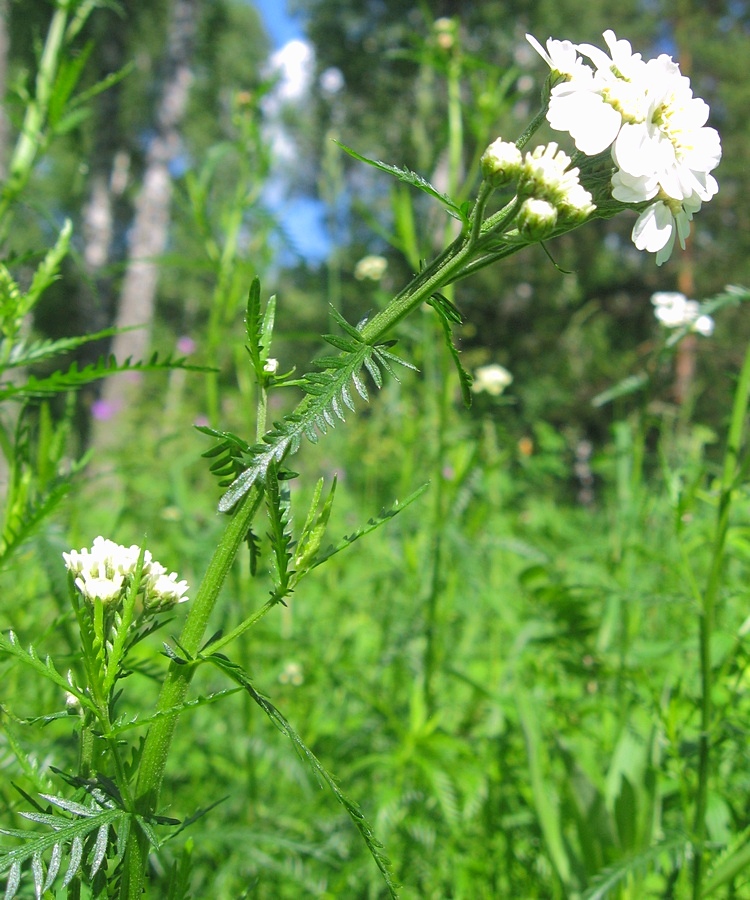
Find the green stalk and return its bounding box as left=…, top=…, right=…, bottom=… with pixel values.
left=358, top=183, right=502, bottom=346
left=120, top=485, right=263, bottom=899
left=691, top=343, right=750, bottom=898
left=422, top=48, right=464, bottom=713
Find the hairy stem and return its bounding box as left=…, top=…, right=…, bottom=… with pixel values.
left=120, top=485, right=263, bottom=899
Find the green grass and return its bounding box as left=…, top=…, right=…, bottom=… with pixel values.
left=6, top=361, right=750, bottom=898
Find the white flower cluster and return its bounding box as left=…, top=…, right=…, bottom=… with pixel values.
left=518, top=142, right=596, bottom=221
left=528, top=31, right=721, bottom=265
left=481, top=139, right=595, bottom=228
left=354, top=254, right=388, bottom=282
left=471, top=364, right=513, bottom=396
left=63, top=536, right=189, bottom=611
left=651, top=291, right=714, bottom=336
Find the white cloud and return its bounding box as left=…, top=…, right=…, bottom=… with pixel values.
left=267, top=39, right=315, bottom=104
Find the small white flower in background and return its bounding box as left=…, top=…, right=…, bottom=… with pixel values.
left=526, top=29, right=721, bottom=264
left=651, top=291, right=714, bottom=336
left=263, top=357, right=279, bottom=375
left=472, top=364, right=513, bottom=396
left=354, top=254, right=388, bottom=282
left=279, top=660, right=304, bottom=686
left=63, top=536, right=189, bottom=610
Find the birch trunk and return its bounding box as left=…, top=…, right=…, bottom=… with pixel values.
left=90, top=0, right=197, bottom=456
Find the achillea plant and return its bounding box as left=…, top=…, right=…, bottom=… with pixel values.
left=1, top=26, right=731, bottom=900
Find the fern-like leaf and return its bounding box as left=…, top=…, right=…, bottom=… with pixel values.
left=0, top=477, right=74, bottom=569
left=0, top=327, right=122, bottom=370
left=216, top=311, right=417, bottom=512
left=264, top=462, right=295, bottom=604
left=197, top=425, right=253, bottom=489
left=217, top=341, right=374, bottom=512
left=203, top=652, right=400, bottom=899
left=312, top=483, right=428, bottom=569
left=429, top=299, right=473, bottom=408
left=581, top=833, right=687, bottom=900
left=335, top=141, right=467, bottom=225
left=0, top=631, right=97, bottom=717
left=0, top=803, right=126, bottom=899
left=0, top=353, right=209, bottom=402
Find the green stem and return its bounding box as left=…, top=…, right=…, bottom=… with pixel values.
left=515, top=97, right=549, bottom=151
left=120, top=485, right=263, bottom=899
left=201, top=598, right=276, bottom=657
left=358, top=185, right=505, bottom=346
left=0, top=0, right=70, bottom=239
left=691, top=343, right=750, bottom=898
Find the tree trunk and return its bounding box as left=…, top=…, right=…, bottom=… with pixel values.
left=89, top=0, right=197, bottom=456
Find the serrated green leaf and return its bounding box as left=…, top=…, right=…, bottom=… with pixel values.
left=89, top=824, right=108, bottom=877
left=313, top=483, right=428, bottom=569
left=428, top=292, right=463, bottom=325
left=0, top=327, right=123, bottom=370
left=362, top=355, right=383, bottom=389
left=42, top=842, right=62, bottom=892
left=335, top=140, right=466, bottom=223
left=352, top=370, right=369, bottom=401
left=61, top=836, right=83, bottom=888
left=434, top=309, right=472, bottom=408
left=0, top=353, right=209, bottom=402
left=39, top=795, right=102, bottom=819
left=294, top=476, right=337, bottom=575
left=313, top=354, right=348, bottom=370
left=323, top=333, right=359, bottom=352
left=260, top=294, right=276, bottom=363
left=204, top=653, right=400, bottom=899
left=328, top=305, right=364, bottom=340
left=0, top=632, right=98, bottom=715
left=4, top=859, right=21, bottom=899
left=244, top=277, right=263, bottom=372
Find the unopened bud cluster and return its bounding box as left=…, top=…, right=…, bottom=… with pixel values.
left=481, top=138, right=595, bottom=234
left=64, top=536, right=189, bottom=613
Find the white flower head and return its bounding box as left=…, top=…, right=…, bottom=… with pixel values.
left=75, top=570, right=125, bottom=604
left=526, top=34, right=591, bottom=80
left=528, top=29, right=721, bottom=263
left=472, top=364, right=513, bottom=396
left=144, top=571, right=190, bottom=612
left=632, top=192, right=701, bottom=265
left=354, top=255, right=388, bottom=281
left=64, top=537, right=188, bottom=611
left=651, top=291, right=714, bottom=335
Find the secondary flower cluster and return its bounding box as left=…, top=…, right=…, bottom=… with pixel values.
left=481, top=139, right=595, bottom=238
left=527, top=30, right=721, bottom=265
left=63, top=536, right=189, bottom=612
left=651, top=291, right=714, bottom=336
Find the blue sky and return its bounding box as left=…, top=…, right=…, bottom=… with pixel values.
left=253, top=0, right=305, bottom=49
left=250, top=1, right=331, bottom=264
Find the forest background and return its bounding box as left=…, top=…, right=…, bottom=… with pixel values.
left=2, top=0, right=750, bottom=897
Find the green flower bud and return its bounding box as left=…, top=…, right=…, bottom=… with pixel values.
left=481, top=139, right=522, bottom=187
left=518, top=198, right=558, bottom=240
